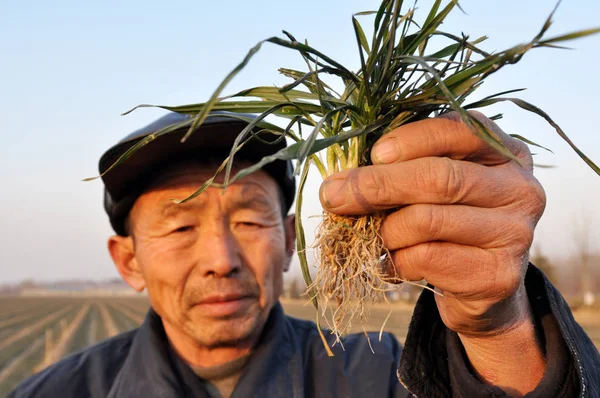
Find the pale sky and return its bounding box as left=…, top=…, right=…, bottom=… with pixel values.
left=1, top=0, right=599, bottom=283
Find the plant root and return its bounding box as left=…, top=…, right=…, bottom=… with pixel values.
left=310, top=210, right=397, bottom=343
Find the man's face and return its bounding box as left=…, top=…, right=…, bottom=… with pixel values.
left=123, top=163, right=294, bottom=349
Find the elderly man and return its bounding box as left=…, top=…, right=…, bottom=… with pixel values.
left=10, top=112, right=600, bottom=397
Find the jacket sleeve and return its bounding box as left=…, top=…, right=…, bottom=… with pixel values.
left=396, top=263, right=600, bottom=397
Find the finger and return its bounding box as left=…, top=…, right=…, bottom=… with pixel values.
left=388, top=242, right=522, bottom=302
left=320, top=157, right=529, bottom=214
left=371, top=111, right=532, bottom=170
left=381, top=204, right=533, bottom=252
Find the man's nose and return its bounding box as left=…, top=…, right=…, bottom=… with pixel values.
left=198, top=221, right=243, bottom=278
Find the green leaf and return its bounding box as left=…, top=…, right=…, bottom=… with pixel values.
left=215, top=120, right=387, bottom=192
left=228, top=86, right=344, bottom=104
left=196, top=112, right=285, bottom=134
left=296, top=106, right=353, bottom=168
left=423, top=0, right=442, bottom=29
left=295, top=160, right=315, bottom=292
left=352, top=16, right=371, bottom=54
left=404, top=0, right=459, bottom=55
left=379, top=0, right=403, bottom=81
left=473, top=36, right=488, bottom=45
left=279, top=68, right=323, bottom=94
left=182, top=40, right=266, bottom=143
left=479, top=88, right=527, bottom=101
left=354, top=10, right=377, bottom=16
left=370, top=0, right=394, bottom=68
left=533, top=0, right=560, bottom=42
left=222, top=102, right=308, bottom=187
left=431, top=31, right=491, bottom=57
left=537, top=27, right=600, bottom=45
left=426, top=43, right=461, bottom=59
left=509, top=134, right=553, bottom=153
left=443, top=55, right=498, bottom=87
left=133, top=100, right=324, bottom=117
left=84, top=118, right=193, bottom=181
left=472, top=97, right=600, bottom=176
left=374, top=0, right=391, bottom=33
left=266, top=36, right=359, bottom=85
left=174, top=156, right=233, bottom=203
left=535, top=43, right=573, bottom=50
left=352, top=17, right=372, bottom=108
left=397, top=55, right=518, bottom=162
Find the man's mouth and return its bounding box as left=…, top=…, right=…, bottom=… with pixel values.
left=193, top=293, right=257, bottom=317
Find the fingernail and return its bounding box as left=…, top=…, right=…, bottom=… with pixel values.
left=372, top=138, right=399, bottom=164
left=320, top=178, right=347, bottom=209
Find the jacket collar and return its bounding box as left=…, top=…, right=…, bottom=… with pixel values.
left=108, top=302, right=303, bottom=398
left=108, top=306, right=189, bottom=398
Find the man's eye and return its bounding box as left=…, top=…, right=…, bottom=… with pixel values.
left=173, top=226, right=194, bottom=233
left=236, top=221, right=261, bottom=229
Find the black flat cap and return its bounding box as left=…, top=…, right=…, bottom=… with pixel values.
left=100, top=111, right=296, bottom=236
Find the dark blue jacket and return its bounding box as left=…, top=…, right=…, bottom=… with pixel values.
left=10, top=265, right=600, bottom=397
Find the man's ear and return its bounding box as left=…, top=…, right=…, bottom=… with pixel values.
left=283, top=214, right=296, bottom=272
left=108, top=235, right=146, bottom=292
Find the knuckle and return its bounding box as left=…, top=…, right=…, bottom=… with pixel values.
left=467, top=110, right=487, bottom=120
left=513, top=138, right=531, bottom=158
left=494, top=264, right=522, bottom=298
left=507, top=221, right=534, bottom=252
left=468, top=110, right=498, bottom=133
left=512, top=138, right=534, bottom=170
left=518, top=177, right=547, bottom=219
left=439, top=110, right=462, bottom=122
left=492, top=217, right=533, bottom=253
left=422, top=120, right=452, bottom=154
left=350, top=168, right=394, bottom=208
left=358, top=168, right=380, bottom=194
left=483, top=251, right=526, bottom=298
left=412, top=205, right=444, bottom=239
left=440, top=111, right=485, bottom=145
left=414, top=242, right=438, bottom=273
left=436, top=158, right=465, bottom=202
left=395, top=243, right=432, bottom=277
left=368, top=171, right=395, bottom=206
left=381, top=213, right=403, bottom=246
left=518, top=222, right=535, bottom=251
left=531, top=181, right=547, bottom=217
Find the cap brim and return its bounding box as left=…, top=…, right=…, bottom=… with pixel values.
left=100, top=114, right=290, bottom=202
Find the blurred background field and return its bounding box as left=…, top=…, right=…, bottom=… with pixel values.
left=2, top=0, right=600, bottom=395
left=0, top=294, right=598, bottom=396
